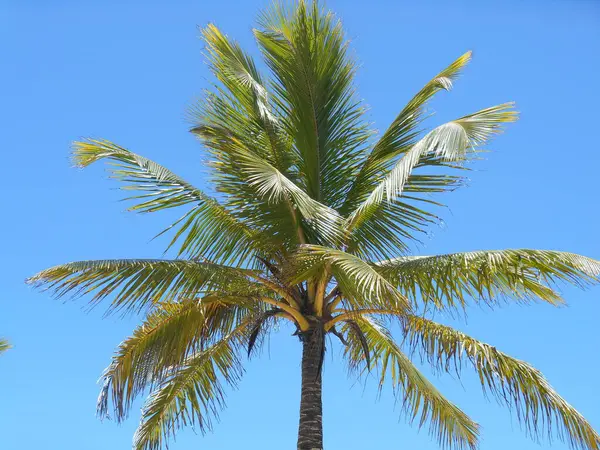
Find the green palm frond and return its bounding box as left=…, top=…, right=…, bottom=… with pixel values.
left=0, top=338, right=10, bottom=354
left=376, top=249, right=600, bottom=311
left=255, top=0, right=371, bottom=207
left=98, top=298, right=261, bottom=421
left=343, top=51, right=473, bottom=215
left=73, top=139, right=204, bottom=213
left=291, top=245, right=410, bottom=310
left=133, top=322, right=249, bottom=450
left=193, top=100, right=345, bottom=245
left=343, top=316, right=479, bottom=450
left=73, top=139, right=269, bottom=263
left=191, top=91, right=302, bottom=247
left=201, top=24, right=292, bottom=172
left=403, top=316, right=600, bottom=450
left=27, top=259, right=262, bottom=315
left=346, top=104, right=518, bottom=258
left=231, top=148, right=346, bottom=244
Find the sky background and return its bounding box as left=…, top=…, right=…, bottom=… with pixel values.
left=2, top=0, right=599, bottom=449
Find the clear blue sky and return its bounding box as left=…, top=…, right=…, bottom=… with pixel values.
left=2, top=1, right=599, bottom=449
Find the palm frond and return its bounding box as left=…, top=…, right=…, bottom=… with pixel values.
left=97, top=298, right=260, bottom=421
left=133, top=323, right=249, bottom=450
left=193, top=108, right=344, bottom=245
left=346, top=104, right=518, bottom=249
left=290, top=245, right=410, bottom=310
left=342, top=316, right=479, bottom=450
left=0, top=338, right=11, bottom=354
left=73, top=139, right=204, bottom=213
left=191, top=89, right=302, bottom=247
left=73, top=139, right=269, bottom=264
left=201, top=23, right=293, bottom=173
left=404, top=316, right=600, bottom=450
left=376, top=249, right=600, bottom=311
left=255, top=0, right=371, bottom=207
left=342, top=51, right=473, bottom=216
left=27, top=259, right=262, bottom=315
left=233, top=148, right=345, bottom=244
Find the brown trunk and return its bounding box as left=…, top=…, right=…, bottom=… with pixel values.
left=297, top=327, right=324, bottom=450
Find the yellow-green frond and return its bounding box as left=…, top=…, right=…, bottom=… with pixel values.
left=254, top=0, right=371, bottom=207
left=132, top=324, right=249, bottom=450
left=291, top=245, right=410, bottom=311
left=346, top=103, right=518, bottom=248
left=97, top=298, right=260, bottom=421
left=404, top=316, right=600, bottom=450
left=377, top=249, right=600, bottom=311
left=342, top=51, right=473, bottom=217
left=27, top=259, right=261, bottom=315
left=343, top=317, right=479, bottom=449
left=72, top=139, right=270, bottom=264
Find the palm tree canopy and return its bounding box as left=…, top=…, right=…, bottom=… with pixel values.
left=28, top=1, right=600, bottom=450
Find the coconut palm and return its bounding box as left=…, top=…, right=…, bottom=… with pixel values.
left=28, top=2, right=600, bottom=450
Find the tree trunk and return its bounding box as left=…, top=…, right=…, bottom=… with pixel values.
left=297, top=327, right=324, bottom=450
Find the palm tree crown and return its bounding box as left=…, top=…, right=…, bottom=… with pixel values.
left=29, top=2, right=600, bottom=450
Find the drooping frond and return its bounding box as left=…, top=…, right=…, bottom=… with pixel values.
left=97, top=298, right=260, bottom=421
left=0, top=338, right=10, bottom=354
left=290, top=245, right=410, bottom=310
left=27, top=259, right=262, bottom=315
left=231, top=148, right=345, bottom=244
left=346, top=104, right=518, bottom=258
left=133, top=322, right=250, bottom=450
left=343, top=51, right=473, bottom=215
left=73, top=139, right=204, bottom=213
left=255, top=0, right=371, bottom=207
left=72, top=139, right=269, bottom=264
left=376, top=249, right=600, bottom=312
left=403, top=316, right=600, bottom=450
left=342, top=317, right=479, bottom=450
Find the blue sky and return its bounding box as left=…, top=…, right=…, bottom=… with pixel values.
left=2, top=1, right=599, bottom=449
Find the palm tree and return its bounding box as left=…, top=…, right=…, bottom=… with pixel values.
left=0, top=339, right=10, bottom=354
left=28, top=2, right=600, bottom=449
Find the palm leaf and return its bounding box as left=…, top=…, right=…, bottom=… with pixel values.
left=290, top=245, right=410, bottom=311
left=27, top=259, right=262, bottom=315
left=73, top=139, right=269, bottom=263
left=376, top=249, right=600, bottom=311
left=97, top=298, right=260, bottom=421
left=346, top=104, right=518, bottom=256
left=343, top=316, right=479, bottom=450
left=200, top=23, right=293, bottom=173
left=342, top=51, right=473, bottom=216
left=0, top=338, right=10, bottom=354
left=403, top=316, right=600, bottom=450
left=254, top=0, right=371, bottom=207
left=193, top=107, right=345, bottom=245
left=133, top=322, right=249, bottom=450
